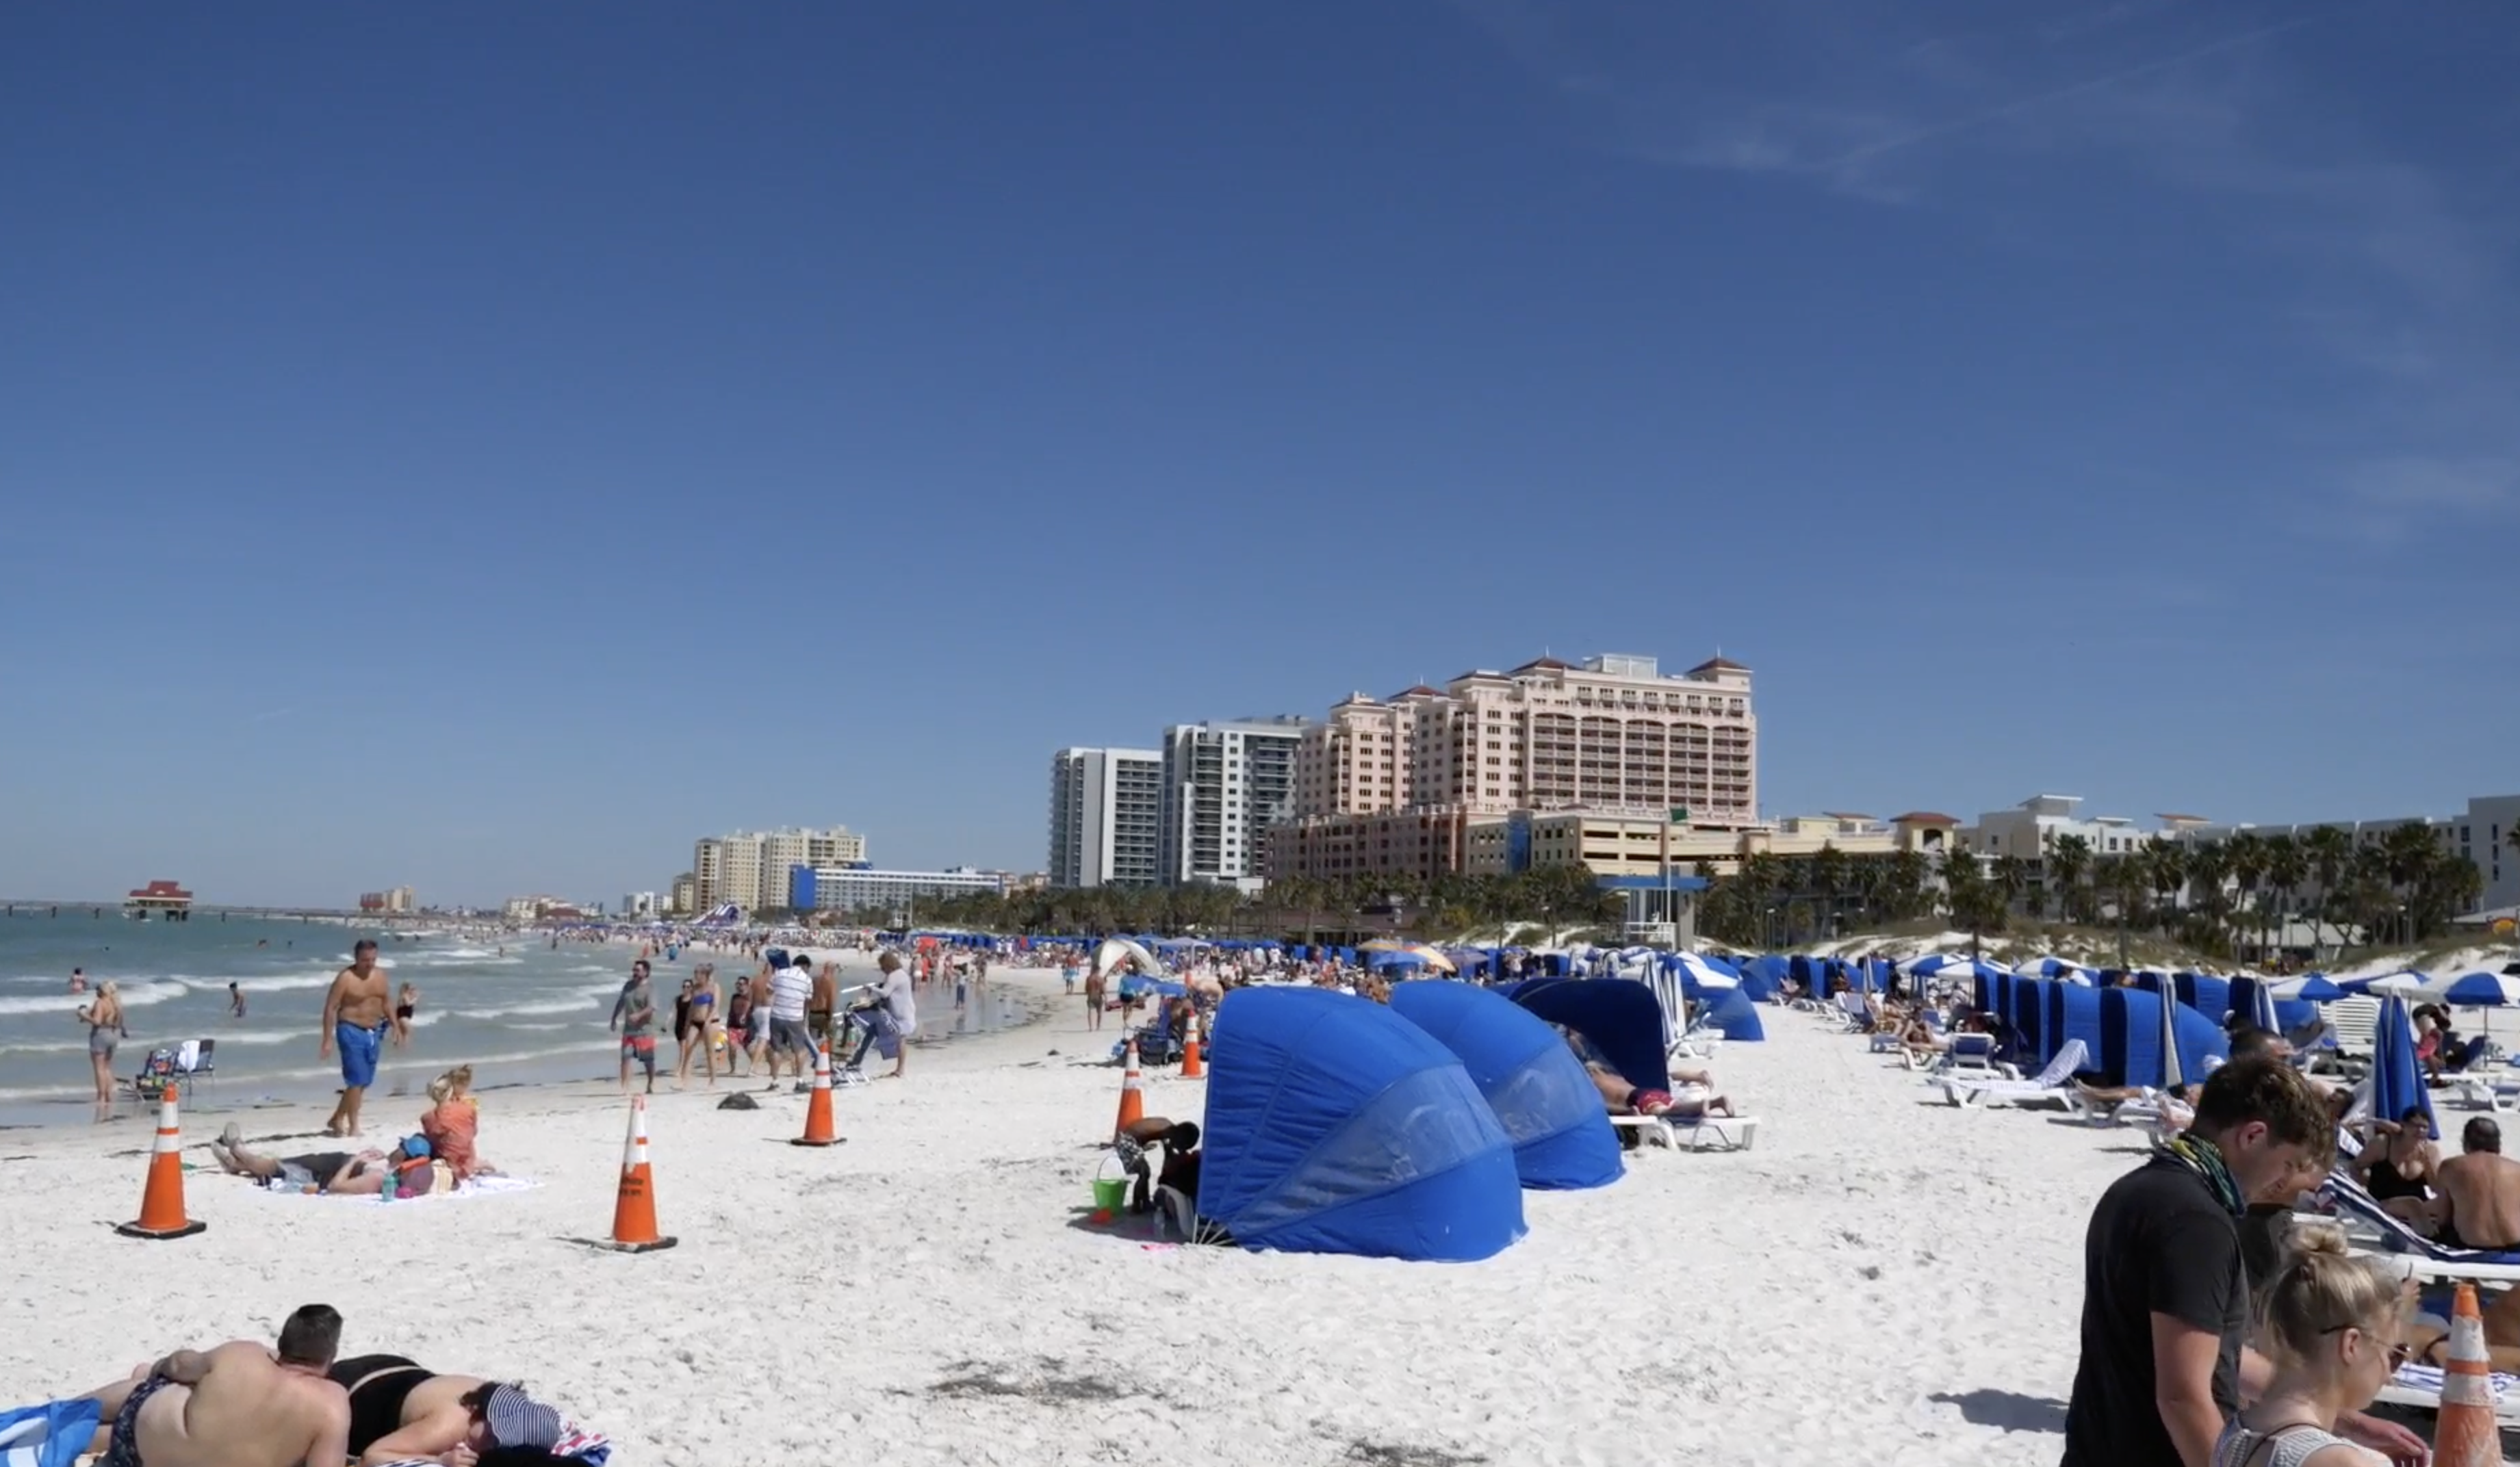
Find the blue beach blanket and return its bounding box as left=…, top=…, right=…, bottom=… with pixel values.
left=0, top=1398, right=101, bottom=1467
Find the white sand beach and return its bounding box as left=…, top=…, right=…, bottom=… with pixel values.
left=0, top=962, right=2135, bottom=1466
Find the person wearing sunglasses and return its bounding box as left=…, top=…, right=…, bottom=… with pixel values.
left=2217, top=1223, right=2413, bottom=1466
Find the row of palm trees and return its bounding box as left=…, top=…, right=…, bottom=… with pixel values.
left=869, top=864, right=1627, bottom=946
left=1697, top=822, right=2499, bottom=959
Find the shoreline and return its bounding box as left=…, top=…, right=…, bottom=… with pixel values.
left=0, top=961, right=1070, bottom=1138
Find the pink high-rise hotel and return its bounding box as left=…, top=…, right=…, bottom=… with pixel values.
left=1272, top=653, right=1756, bottom=883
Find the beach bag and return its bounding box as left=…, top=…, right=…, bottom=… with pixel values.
left=0, top=1397, right=103, bottom=1467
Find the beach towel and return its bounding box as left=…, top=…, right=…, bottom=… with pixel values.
left=370, top=1418, right=613, bottom=1466
left=2393, top=1360, right=2519, bottom=1403
left=260, top=1174, right=541, bottom=1205
left=0, top=1397, right=102, bottom=1467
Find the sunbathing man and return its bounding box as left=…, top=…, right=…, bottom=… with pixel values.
left=2435, top=1115, right=2520, bottom=1250
left=207, top=1125, right=437, bottom=1197
left=1585, top=1061, right=1734, bottom=1119
left=325, top=1354, right=569, bottom=1466
left=77, top=1303, right=352, bottom=1467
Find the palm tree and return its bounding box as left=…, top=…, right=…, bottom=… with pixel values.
left=1810, top=844, right=1850, bottom=939
left=2225, top=831, right=2267, bottom=961
left=2263, top=833, right=2306, bottom=963
left=2148, top=844, right=2189, bottom=934
left=2302, top=824, right=2352, bottom=947
left=2049, top=833, right=2094, bottom=925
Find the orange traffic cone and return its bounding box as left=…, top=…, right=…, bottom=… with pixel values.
left=793, top=1040, right=843, bottom=1147
left=1179, top=1012, right=1204, bottom=1079
left=2436, top=1280, right=2499, bottom=1467
left=118, top=1091, right=207, bottom=1240
left=1113, top=1037, right=1146, bottom=1139
left=599, top=1095, right=678, bottom=1254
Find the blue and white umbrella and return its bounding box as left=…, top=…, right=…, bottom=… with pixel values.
left=2016, top=956, right=2098, bottom=984
left=1907, top=953, right=2014, bottom=979
left=2159, top=984, right=2185, bottom=1092
left=2371, top=995, right=2439, bottom=1140
left=2373, top=971, right=2520, bottom=1008
left=2335, top=969, right=2427, bottom=998
left=1664, top=952, right=1740, bottom=992
left=2246, top=981, right=2280, bottom=1036
left=2266, top=974, right=2348, bottom=1003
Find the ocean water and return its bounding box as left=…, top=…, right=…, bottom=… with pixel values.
left=0, top=911, right=1028, bottom=1129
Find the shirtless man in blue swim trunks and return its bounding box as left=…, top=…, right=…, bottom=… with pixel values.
left=320, top=940, right=396, bottom=1138
left=77, top=1303, right=351, bottom=1467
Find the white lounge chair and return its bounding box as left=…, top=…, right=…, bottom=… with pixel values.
left=1938, top=1039, right=2091, bottom=1110
left=1612, top=1111, right=1759, bottom=1152
left=2319, top=1173, right=2520, bottom=1282
left=2319, top=996, right=2381, bottom=1069
left=1934, top=1032, right=2005, bottom=1079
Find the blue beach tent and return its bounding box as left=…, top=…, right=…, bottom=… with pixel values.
left=1200, top=987, right=1525, bottom=1262
left=2048, top=983, right=2105, bottom=1075
left=1389, top=981, right=1621, bottom=1191
left=2097, top=987, right=2228, bottom=1089
left=1503, top=977, right=1669, bottom=1093
left=1701, top=987, right=1766, bottom=1041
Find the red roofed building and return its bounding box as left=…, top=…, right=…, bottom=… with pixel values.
left=124, top=879, right=194, bottom=920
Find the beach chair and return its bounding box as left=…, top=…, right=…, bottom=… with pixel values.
left=1111, top=1004, right=1183, bottom=1067
left=2319, top=1173, right=2520, bottom=1282
left=131, top=1039, right=214, bottom=1101
left=2319, top=996, right=2382, bottom=1069
left=1612, top=1109, right=1760, bottom=1152
left=1934, top=1032, right=2006, bottom=1079
left=1938, top=1039, right=2091, bottom=1110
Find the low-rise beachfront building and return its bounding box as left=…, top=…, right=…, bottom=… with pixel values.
left=669, top=873, right=696, bottom=914
left=2153, top=793, right=2520, bottom=918
left=787, top=865, right=1007, bottom=915
left=123, top=880, right=193, bottom=920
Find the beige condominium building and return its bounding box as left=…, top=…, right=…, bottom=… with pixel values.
left=692, top=826, right=868, bottom=911
left=1270, top=651, right=1762, bottom=883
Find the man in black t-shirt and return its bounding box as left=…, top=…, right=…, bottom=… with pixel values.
left=2061, top=1056, right=2363, bottom=1467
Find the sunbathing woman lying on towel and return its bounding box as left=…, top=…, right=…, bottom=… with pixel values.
left=328, top=1355, right=587, bottom=1466
left=208, top=1125, right=437, bottom=1197
left=1586, top=1061, right=1735, bottom=1119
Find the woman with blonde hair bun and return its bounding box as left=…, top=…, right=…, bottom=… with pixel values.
left=2217, top=1222, right=2411, bottom=1466
left=420, top=1063, right=493, bottom=1184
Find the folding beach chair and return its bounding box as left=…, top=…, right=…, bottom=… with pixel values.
left=132, top=1039, right=214, bottom=1101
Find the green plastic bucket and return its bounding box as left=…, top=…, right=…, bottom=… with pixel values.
left=1091, top=1177, right=1127, bottom=1211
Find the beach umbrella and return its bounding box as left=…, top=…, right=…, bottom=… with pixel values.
left=2336, top=969, right=2427, bottom=998
left=2159, top=976, right=2185, bottom=1093
left=2373, top=971, right=2520, bottom=1008
left=1664, top=952, right=1739, bottom=993
left=2370, top=995, right=2439, bottom=1141
left=2266, top=974, right=2347, bottom=1002
left=1404, top=944, right=1458, bottom=975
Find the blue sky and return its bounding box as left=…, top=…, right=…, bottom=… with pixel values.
left=2, top=2, right=2513, bottom=907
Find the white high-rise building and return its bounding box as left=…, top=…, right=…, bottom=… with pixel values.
left=691, top=827, right=867, bottom=911
left=1159, top=718, right=1309, bottom=890
left=1048, top=748, right=1163, bottom=888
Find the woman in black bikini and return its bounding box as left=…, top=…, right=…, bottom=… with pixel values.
left=2361, top=1104, right=2439, bottom=1232
left=393, top=983, right=419, bottom=1049
left=328, top=1355, right=567, bottom=1463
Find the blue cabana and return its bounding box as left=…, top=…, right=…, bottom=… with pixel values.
left=2098, top=988, right=2228, bottom=1089
left=1503, top=978, right=1669, bottom=1094
left=1740, top=956, right=1786, bottom=1002
left=1701, top=987, right=1766, bottom=1041
left=2008, top=978, right=2048, bottom=1066
left=1389, top=981, right=1621, bottom=1191
left=1200, top=987, right=1525, bottom=1262
left=2173, top=973, right=2233, bottom=1025
left=2048, top=983, right=2105, bottom=1073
